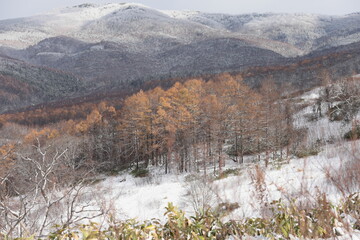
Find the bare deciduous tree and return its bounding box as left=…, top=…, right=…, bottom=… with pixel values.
left=0, top=139, right=105, bottom=238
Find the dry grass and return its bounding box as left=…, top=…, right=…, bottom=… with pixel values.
left=249, top=165, right=270, bottom=217
left=324, top=152, right=360, bottom=197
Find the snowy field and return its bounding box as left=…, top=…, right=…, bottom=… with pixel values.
left=91, top=139, right=359, bottom=221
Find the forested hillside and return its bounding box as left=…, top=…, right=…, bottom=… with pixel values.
left=0, top=3, right=359, bottom=239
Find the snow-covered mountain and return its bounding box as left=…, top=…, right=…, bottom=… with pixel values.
left=173, top=11, right=360, bottom=52
left=1, top=3, right=359, bottom=55
left=0, top=3, right=360, bottom=113
left=0, top=3, right=226, bottom=51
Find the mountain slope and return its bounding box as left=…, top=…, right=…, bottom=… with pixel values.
left=242, top=41, right=360, bottom=88
left=0, top=55, right=84, bottom=113
left=0, top=4, right=360, bottom=113
left=168, top=11, right=360, bottom=53
left=1, top=3, right=359, bottom=55
left=12, top=36, right=283, bottom=90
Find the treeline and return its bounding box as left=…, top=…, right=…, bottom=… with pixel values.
left=0, top=73, right=238, bottom=126
left=0, top=74, right=302, bottom=174
left=65, top=74, right=300, bottom=174
left=0, top=100, right=116, bottom=126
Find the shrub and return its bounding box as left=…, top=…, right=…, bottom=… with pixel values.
left=215, top=168, right=241, bottom=180
left=12, top=194, right=360, bottom=240
left=325, top=155, right=360, bottom=196
left=130, top=168, right=149, bottom=178
left=328, top=105, right=345, bottom=121
left=81, top=177, right=104, bottom=185
left=215, top=202, right=240, bottom=216
left=340, top=193, right=360, bottom=230
left=294, top=145, right=320, bottom=158
left=304, top=112, right=320, bottom=122
left=186, top=176, right=216, bottom=213
left=184, top=173, right=199, bottom=182
left=344, top=125, right=360, bottom=140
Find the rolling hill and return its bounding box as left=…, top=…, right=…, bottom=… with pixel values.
left=0, top=3, right=359, bottom=113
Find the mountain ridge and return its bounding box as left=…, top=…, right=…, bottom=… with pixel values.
left=0, top=3, right=360, bottom=114
left=1, top=3, right=359, bottom=54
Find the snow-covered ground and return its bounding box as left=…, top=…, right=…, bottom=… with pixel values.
left=91, top=139, right=358, bottom=221
left=294, top=87, right=352, bottom=145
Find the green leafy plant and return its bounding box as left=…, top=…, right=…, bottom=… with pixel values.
left=7, top=194, right=359, bottom=240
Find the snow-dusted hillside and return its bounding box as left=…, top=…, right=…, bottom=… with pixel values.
left=166, top=11, right=360, bottom=53
left=1, top=3, right=360, bottom=115
left=0, top=3, right=224, bottom=51
left=0, top=3, right=359, bottom=56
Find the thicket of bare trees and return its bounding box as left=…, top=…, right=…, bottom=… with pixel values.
left=320, top=74, right=360, bottom=122
left=0, top=136, right=104, bottom=238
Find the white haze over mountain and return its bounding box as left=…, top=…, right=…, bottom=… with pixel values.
left=0, top=0, right=359, bottom=20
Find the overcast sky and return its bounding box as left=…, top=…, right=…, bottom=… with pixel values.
left=1, top=0, right=359, bottom=20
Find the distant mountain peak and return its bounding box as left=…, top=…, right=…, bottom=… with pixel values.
left=0, top=3, right=359, bottom=55
left=66, top=2, right=152, bottom=11
left=346, top=12, right=360, bottom=16
left=71, top=3, right=97, bottom=8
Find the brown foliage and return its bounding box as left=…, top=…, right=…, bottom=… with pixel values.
left=0, top=73, right=297, bottom=174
